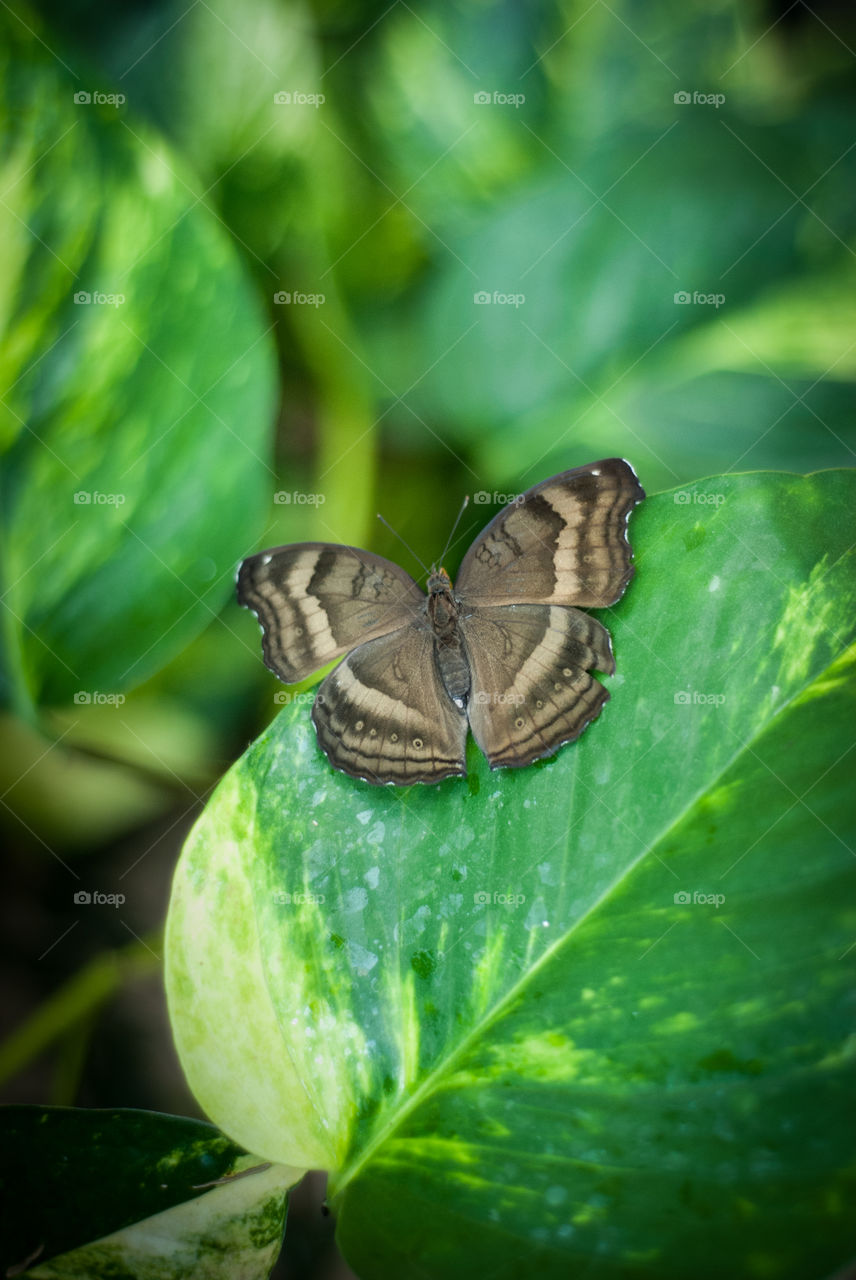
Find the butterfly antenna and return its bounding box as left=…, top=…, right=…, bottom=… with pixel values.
left=438, top=495, right=470, bottom=568
left=376, top=513, right=430, bottom=577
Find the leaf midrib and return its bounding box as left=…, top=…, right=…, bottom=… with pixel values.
left=329, top=646, right=847, bottom=1198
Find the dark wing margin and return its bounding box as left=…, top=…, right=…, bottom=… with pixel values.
left=237, top=543, right=425, bottom=684
left=454, top=458, right=645, bottom=609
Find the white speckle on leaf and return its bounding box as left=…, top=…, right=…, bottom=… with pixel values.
left=538, top=862, right=558, bottom=886
left=709, top=575, right=721, bottom=592
left=345, top=887, right=369, bottom=912
left=368, top=822, right=385, bottom=843
left=347, top=941, right=378, bottom=974
left=545, top=1185, right=567, bottom=1206
left=356, top=810, right=371, bottom=826
left=364, top=866, right=380, bottom=889
left=407, top=904, right=432, bottom=935
left=524, top=897, right=548, bottom=931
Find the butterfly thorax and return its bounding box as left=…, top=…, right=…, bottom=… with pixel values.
left=426, top=567, right=470, bottom=711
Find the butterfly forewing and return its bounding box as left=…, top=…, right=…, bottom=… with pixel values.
left=455, top=457, right=644, bottom=609
left=237, top=543, right=424, bottom=684
left=312, top=624, right=467, bottom=784
left=462, top=604, right=614, bottom=769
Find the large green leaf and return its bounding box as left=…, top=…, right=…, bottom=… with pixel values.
left=0, top=1106, right=299, bottom=1277
left=0, top=5, right=277, bottom=712
left=166, top=469, right=856, bottom=1278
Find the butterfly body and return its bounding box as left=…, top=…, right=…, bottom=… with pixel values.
left=238, top=458, right=644, bottom=785
left=426, top=567, right=471, bottom=709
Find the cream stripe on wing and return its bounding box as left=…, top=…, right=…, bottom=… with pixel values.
left=507, top=606, right=569, bottom=695
left=331, top=662, right=434, bottom=737
left=286, top=551, right=337, bottom=656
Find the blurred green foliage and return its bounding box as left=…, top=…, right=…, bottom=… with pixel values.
left=2, top=0, right=854, bottom=845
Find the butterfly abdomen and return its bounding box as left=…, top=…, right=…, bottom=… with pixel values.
left=427, top=575, right=470, bottom=710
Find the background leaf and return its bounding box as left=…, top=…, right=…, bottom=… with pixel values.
left=0, top=1105, right=299, bottom=1276
left=0, top=7, right=278, bottom=714
left=166, top=469, right=856, bottom=1278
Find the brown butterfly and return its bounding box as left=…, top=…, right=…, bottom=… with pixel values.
left=237, top=458, right=644, bottom=785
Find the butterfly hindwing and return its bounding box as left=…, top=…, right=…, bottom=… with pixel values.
left=311, top=624, right=468, bottom=784
left=455, top=457, right=644, bottom=609
left=463, top=604, right=614, bottom=769
left=237, top=543, right=424, bottom=683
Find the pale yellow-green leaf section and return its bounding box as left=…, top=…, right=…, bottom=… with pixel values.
left=166, top=768, right=333, bottom=1169
left=28, top=1162, right=296, bottom=1280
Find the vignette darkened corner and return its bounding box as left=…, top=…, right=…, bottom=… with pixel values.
left=1, top=2, right=854, bottom=1278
